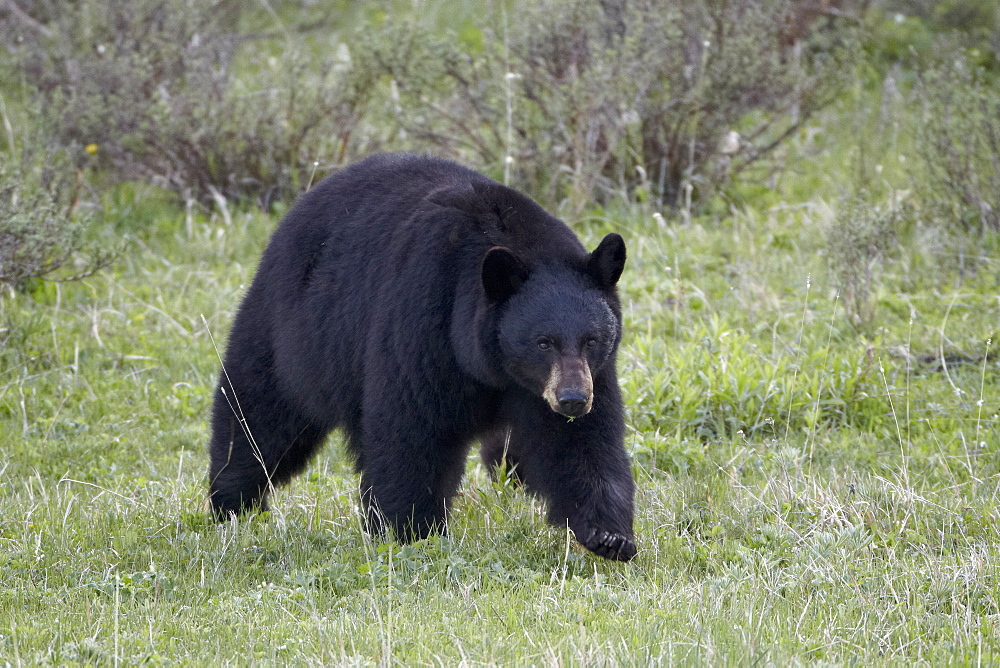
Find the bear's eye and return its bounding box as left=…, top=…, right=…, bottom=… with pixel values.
left=585, top=338, right=598, bottom=349
left=537, top=338, right=552, bottom=351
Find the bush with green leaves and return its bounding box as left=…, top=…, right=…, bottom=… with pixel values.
left=874, top=0, right=1000, bottom=64
left=9, top=0, right=377, bottom=208
left=825, top=191, right=904, bottom=332
left=5, top=0, right=857, bottom=212
left=916, top=47, right=1000, bottom=237
left=382, top=0, right=856, bottom=212
left=0, top=146, right=111, bottom=290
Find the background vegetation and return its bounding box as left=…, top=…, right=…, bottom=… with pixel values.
left=1, top=0, right=998, bottom=663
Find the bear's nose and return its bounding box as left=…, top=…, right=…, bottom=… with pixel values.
left=557, top=390, right=589, bottom=417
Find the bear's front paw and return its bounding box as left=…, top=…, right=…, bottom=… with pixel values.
left=580, top=528, right=637, bottom=562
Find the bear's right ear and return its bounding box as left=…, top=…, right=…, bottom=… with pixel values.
left=482, top=246, right=528, bottom=302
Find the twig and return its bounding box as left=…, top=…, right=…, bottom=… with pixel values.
left=1, top=0, right=52, bottom=38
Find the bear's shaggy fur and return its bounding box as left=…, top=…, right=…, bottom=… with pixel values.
left=208, top=154, right=636, bottom=560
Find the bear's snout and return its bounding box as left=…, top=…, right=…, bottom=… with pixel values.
left=543, top=357, right=594, bottom=417
left=557, top=389, right=589, bottom=417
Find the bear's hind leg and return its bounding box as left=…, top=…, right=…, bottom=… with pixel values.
left=208, top=372, right=328, bottom=518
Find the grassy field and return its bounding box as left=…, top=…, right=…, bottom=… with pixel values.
left=2, top=1, right=1000, bottom=664
left=2, top=165, right=998, bottom=663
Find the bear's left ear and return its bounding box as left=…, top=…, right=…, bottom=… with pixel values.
left=587, top=233, right=626, bottom=288
left=482, top=246, right=528, bottom=302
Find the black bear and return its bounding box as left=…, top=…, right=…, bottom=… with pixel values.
left=208, top=154, right=636, bottom=561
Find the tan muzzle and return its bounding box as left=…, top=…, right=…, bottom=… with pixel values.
left=542, top=356, right=594, bottom=417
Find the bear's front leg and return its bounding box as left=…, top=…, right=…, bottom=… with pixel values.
left=509, top=373, right=637, bottom=561
left=544, top=439, right=637, bottom=562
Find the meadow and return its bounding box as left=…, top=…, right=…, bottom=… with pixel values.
left=1, top=1, right=999, bottom=664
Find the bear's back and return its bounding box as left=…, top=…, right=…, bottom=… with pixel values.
left=265, top=154, right=587, bottom=295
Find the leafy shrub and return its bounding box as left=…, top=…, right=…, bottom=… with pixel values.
left=0, top=144, right=112, bottom=289
left=383, top=0, right=856, bottom=212
left=876, top=0, right=1000, bottom=65
left=825, top=191, right=902, bottom=332
left=10, top=0, right=377, bottom=208
left=915, top=47, right=1000, bottom=237
left=6, top=0, right=856, bottom=212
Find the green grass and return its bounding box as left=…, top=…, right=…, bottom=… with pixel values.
left=2, top=165, right=998, bottom=662
left=2, top=6, right=999, bottom=658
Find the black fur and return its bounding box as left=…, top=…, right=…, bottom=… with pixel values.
left=208, top=154, right=636, bottom=561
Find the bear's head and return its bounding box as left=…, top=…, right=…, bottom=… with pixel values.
left=484, top=234, right=626, bottom=418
